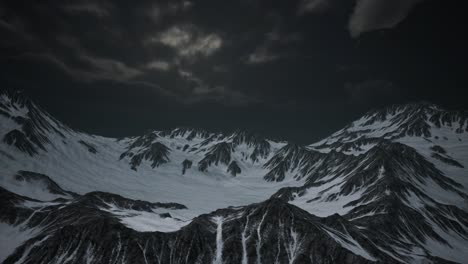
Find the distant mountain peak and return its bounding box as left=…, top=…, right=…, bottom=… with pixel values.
left=0, top=89, right=32, bottom=107
left=318, top=101, right=468, bottom=146
left=0, top=89, right=71, bottom=156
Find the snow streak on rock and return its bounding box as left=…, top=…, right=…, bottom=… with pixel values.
left=213, top=216, right=224, bottom=264
left=241, top=211, right=254, bottom=264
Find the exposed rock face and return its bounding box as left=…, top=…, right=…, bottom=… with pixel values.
left=3, top=129, right=40, bottom=156
left=231, top=130, right=271, bottom=162
left=160, top=127, right=212, bottom=140
left=0, top=90, right=69, bottom=156
left=431, top=152, right=465, bottom=168
left=1, top=181, right=394, bottom=264
left=106, top=128, right=274, bottom=174
left=120, top=133, right=171, bottom=170
left=429, top=144, right=464, bottom=168
left=263, top=144, right=324, bottom=182
left=182, top=159, right=193, bottom=175
left=271, top=141, right=468, bottom=262
left=313, top=102, right=468, bottom=146
left=14, top=170, right=79, bottom=198
left=78, top=140, right=98, bottom=154
left=198, top=142, right=232, bottom=172
left=227, top=161, right=241, bottom=176
left=431, top=145, right=447, bottom=154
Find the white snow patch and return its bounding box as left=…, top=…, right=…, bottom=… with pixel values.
left=11, top=235, right=50, bottom=264
left=289, top=178, right=365, bottom=217
left=0, top=175, right=71, bottom=202
left=324, top=227, right=376, bottom=261
left=423, top=219, right=468, bottom=263
left=101, top=203, right=190, bottom=233
left=0, top=222, right=40, bottom=262
left=213, top=216, right=224, bottom=264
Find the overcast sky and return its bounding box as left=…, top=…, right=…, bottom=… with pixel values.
left=1, top=0, right=467, bottom=143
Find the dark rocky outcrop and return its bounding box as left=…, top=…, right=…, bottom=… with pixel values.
left=431, top=153, right=465, bottom=168
left=231, top=130, right=271, bottom=162
left=159, top=127, right=212, bottom=141
left=15, top=170, right=79, bottom=198
left=183, top=144, right=189, bottom=151
left=198, top=142, right=232, bottom=172
left=227, top=161, right=241, bottom=176
left=429, top=145, right=464, bottom=168
left=431, top=145, right=447, bottom=154
left=1, top=90, right=69, bottom=156
left=182, top=159, right=193, bottom=175
left=78, top=140, right=98, bottom=154
left=263, top=144, right=325, bottom=182
left=3, top=129, right=40, bottom=156
left=120, top=134, right=171, bottom=170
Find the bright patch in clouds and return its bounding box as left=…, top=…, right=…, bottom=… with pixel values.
left=150, top=25, right=222, bottom=58
left=147, top=60, right=171, bottom=71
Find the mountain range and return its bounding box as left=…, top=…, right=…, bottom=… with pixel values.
left=0, top=89, right=467, bottom=263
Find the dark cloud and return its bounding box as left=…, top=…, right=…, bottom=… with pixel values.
left=146, top=60, right=171, bottom=71
left=298, top=0, right=425, bottom=37
left=8, top=52, right=143, bottom=83
left=62, top=1, right=112, bottom=18
left=349, top=0, right=424, bottom=37
left=144, top=0, right=193, bottom=22
left=297, top=0, right=334, bottom=15
left=0, top=0, right=467, bottom=143
left=245, top=27, right=302, bottom=64
left=146, top=24, right=223, bottom=59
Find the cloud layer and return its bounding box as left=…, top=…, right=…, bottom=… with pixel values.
left=298, top=0, right=425, bottom=37
left=150, top=25, right=222, bottom=58
left=1, top=0, right=465, bottom=142
left=349, top=0, right=424, bottom=37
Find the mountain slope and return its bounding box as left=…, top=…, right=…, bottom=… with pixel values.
left=1, top=90, right=467, bottom=263
left=0, top=181, right=395, bottom=264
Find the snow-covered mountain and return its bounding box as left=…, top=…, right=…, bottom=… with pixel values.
left=1, top=90, right=467, bottom=263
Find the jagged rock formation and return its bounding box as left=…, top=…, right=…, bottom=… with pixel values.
left=0, top=181, right=394, bottom=264
left=263, top=144, right=325, bottom=182
left=312, top=102, right=468, bottom=149
left=0, top=90, right=69, bottom=156
left=198, top=142, right=232, bottom=172
left=119, top=133, right=171, bottom=170
left=430, top=145, right=464, bottom=168
left=168, top=127, right=212, bottom=140
left=78, top=140, right=98, bottom=154
left=182, top=159, right=192, bottom=175
left=13, top=170, right=79, bottom=199
left=231, top=130, right=271, bottom=162
left=227, top=161, right=241, bottom=176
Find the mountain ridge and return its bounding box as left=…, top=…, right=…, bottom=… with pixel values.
left=0, top=89, right=467, bottom=263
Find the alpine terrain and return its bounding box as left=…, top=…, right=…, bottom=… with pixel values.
left=0, top=89, right=467, bottom=264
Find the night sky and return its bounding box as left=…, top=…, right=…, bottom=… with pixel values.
left=1, top=0, right=467, bottom=143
